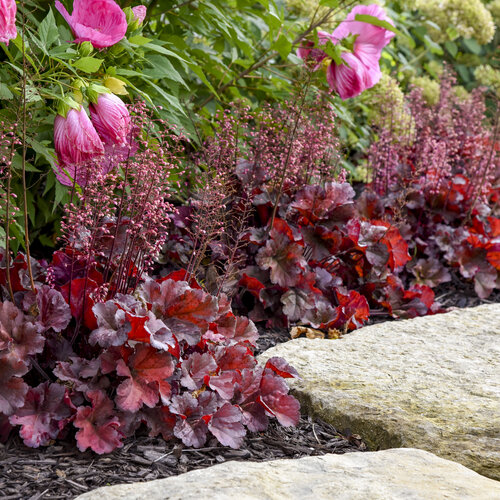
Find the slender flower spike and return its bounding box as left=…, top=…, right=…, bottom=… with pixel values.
left=53, top=106, right=104, bottom=185
left=89, top=93, right=131, bottom=146
left=298, top=4, right=395, bottom=100
left=55, top=0, right=127, bottom=48
left=0, top=0, right=17, bottom=45
left=132, top=5, right=147, bottom=25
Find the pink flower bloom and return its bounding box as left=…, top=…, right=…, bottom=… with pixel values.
left=332, top=4, right=395, bottom=88
left=89, top=93, right=131, bottom=146
left=54, top=106, right=104, bottom=185
left=132, top=5, right=147, bottom=24
left=55, top=0, right=127, bottom=48
left=326, top=52, right=371, bottom=100
left=298, top=4, right=394, bottom=100
left=0, top=0, right=17, bottom=45
left=297, top=30, right=333, bottom=69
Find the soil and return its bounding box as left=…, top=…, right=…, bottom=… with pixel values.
left=1, top=272, right=497, bottom=500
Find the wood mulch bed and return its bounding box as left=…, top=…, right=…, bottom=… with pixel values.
left=1, top=271, right=497, bottom=500
left=0, top=416, right=365, bottom=500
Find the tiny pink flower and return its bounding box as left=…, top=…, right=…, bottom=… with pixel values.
left=89, top=93, right=131, bottom=146
left=54, top=106, right=104, bottom=184
left=0, top=0, right=17, bottom=45
left=132, top=5, right=147, bottom=25
left=55, top=0, right=127, bottom=48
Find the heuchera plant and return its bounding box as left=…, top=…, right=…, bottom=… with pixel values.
left=163, top=100, right=439, bottom=331
left=0, top=263, right=300, bottom=453
left=362, top=71, right=500, bottom=298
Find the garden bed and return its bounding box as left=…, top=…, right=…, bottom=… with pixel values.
left=0, top=415, right=365, bottom=500
left=1, top=279, right=497, bottom=500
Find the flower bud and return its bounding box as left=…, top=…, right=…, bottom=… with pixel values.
left=89, top=93, right=131, bottom=146
left=79, top=41, right=93, bottom=57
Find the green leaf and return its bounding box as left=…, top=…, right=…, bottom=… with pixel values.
left=128, top=35, right=152, bottom=46
left=354, top=14, right=399, bottom=35
left=272, top=34, right=292, bottom=60
left=444, top=41, right=458, bottom=58
left=73, top=57, right=104, bottom=73
left=462, top=38, right=482, bottom=55
left=319, top=0, right=339, bottom=7
left=39, top=8, right=59, bottom=49
left=0, top=83, right=13, bottom=100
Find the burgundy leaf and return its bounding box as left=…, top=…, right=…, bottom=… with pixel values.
left=74, top=390, right=123, bottom=454
left=208, top=403, right=245, bottom=448
left=115, top=344, right=174, bottom=412
left=0, top=355, right=29, bottom=415
left=265, top=357, right=300, bottom=379
left=180, top=352, right=217, bottom=391
left=142, top=406, right=176, bottom=441
left=259, top=372, right=299, bottom=427
left=9, top=382, right=72, bottom=447
left=0, top=301, right=44, bottom=363
left=35, top=286, right=72, bottom=333
left=208, top=371, right=237, bottom=399
left=256, top=220, right=306, bottom=287
left=90, top=302, right=130, bottom=348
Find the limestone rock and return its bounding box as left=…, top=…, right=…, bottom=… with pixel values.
left=259, top=304, right=500, bottom=480
left=75, top=449, right=500, bottom=500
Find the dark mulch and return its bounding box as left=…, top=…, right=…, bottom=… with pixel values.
left=0, top=416, right=365, bottom=500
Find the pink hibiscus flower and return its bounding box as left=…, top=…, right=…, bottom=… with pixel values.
left=55, top=0, right=127, bottom=48
left=298, top=4, right=395, bottom=100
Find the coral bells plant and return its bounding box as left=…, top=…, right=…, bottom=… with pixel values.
left=164, top=101, right=438, bottom=331
left=0, top=102, right=300, bottom=453
left=362, top=72, right=500, bottom=298
left=0, top=271, right=300, bottom=452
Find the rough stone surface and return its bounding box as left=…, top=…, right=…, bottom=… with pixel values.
left=75, top=449, right=500, bottom=500
left=259, top=304, right=500, bottom=480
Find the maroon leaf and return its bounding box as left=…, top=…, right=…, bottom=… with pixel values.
left=0, top=301, right=44, bottom=363
left=142, top=406, right=176, bottom=440
left=216, top=344, right=256, bottom=372
left=256, top=220, right=306, bottom=287
left=61, top=277, right=99, bottom=330
left=54, top=356, right=107, bottom=393
left=143, top=279, right=219, bottom=327
left=208, top=371, right=237, bottom=399
left=265, top=357, right=300, bottom=379
left=208, top=403, right=245, bottom=448
left=115, top=344, right=174, bottom=412
left=90, top=302, right=129, bottom=348
left=9, top=382, right=72, bottom=447
left=180, top=352, right=217, bottom=391
left=0, top=355, right=29, bottom=415
left=35, top=286, right=72, bottom=333
left=259, top=372, right=300, bottom=427
left=74, top=390, right=123, bottom=454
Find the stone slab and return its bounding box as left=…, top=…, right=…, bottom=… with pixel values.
left=75, top=449, right=500, bottom=500
left=259, top=304, right=500, bottom=480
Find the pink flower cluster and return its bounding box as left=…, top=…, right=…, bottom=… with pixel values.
left=298, top=5, right=395, bottom=100
left=54, top=93, right=131, bottom=186
left=0, top=0, right=17, bottom=45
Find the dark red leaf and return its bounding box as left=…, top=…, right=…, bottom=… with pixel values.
left=74, top=390, right=123, bottom=454
left=265, top=357, right=300, bottom=379
left=9, top=382, right=72, bottom=447
left=208, top=403, right=245, bottom=448
left=35, top=286, right=72, bottom=333
left=115, top=344, right=174, bottom=412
